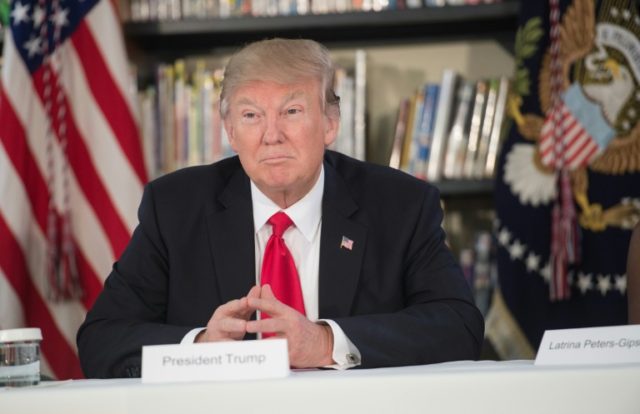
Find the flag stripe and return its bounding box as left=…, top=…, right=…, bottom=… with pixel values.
left=0, top=213, right=84, bottom=379
left=59, top=41, right=142, bottom=232
left=568, top=138, right=599, bottom=168
left=87, top=0, right=139, bottom=120
left=71, top=21, right=148, bottom=185
left=0, top=85, right=49, bottom=232
left=32, top=65, right=131, bottom=257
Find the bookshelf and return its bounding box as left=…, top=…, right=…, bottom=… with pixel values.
left=124, top=3, right=519, bottom=53
left=436, top=178, right=494, bottom=198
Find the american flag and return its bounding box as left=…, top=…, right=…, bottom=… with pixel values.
left=340, top=236, right=353, bottom=251
left=539, top=84, right=615, bottom=171
left=0, top=0, right=146, bottom=379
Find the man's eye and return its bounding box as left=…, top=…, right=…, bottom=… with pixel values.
left=286, top=108, right=301, bottom=115
left=241, top=112, right=259, bottom=123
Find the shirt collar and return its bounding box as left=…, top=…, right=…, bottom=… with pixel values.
left=251, top=166, right=324, bottom=242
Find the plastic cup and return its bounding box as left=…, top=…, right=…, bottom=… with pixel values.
left=0, top=328, right=43, bottom=387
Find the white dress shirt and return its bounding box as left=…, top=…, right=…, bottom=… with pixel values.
left=182, top=166, right=361, bottom=369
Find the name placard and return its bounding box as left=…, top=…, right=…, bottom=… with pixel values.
left=535, top=325, right=640, bottom=366
left=141, top=339, right=290, bottom=384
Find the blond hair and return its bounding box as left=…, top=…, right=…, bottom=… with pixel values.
left=220, top=38, right=340, bottom=120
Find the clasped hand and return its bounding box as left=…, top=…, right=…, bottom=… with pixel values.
left=195, top=285, right=334, bottom=368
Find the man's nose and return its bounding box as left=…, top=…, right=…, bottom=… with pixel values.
left=262, top=114, right=284, bottom=144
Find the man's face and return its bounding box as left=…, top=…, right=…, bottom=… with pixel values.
left=224, top=79, right=338, bottom=206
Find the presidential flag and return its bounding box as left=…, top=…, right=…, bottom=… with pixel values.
left=487, top=0, right=640, bottom=358
left=0, top=0, right=146, bottom=379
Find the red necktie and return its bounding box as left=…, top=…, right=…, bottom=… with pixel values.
left=260, top=212, right=306, bottom=328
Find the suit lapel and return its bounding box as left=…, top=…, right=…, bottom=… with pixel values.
left=318, top=160, right=367, bottom=319
left=206, top=167, right=256, bottom=303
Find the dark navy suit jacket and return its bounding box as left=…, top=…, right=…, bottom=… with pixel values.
left=77, top=151, right=484, bottom=378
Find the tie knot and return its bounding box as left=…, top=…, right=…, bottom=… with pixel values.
left=268, top=212, right=293, bottom=238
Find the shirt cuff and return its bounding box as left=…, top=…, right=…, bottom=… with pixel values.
left=181, top=327, right=206, bottom=344
left=320, top=319, right=361, bottom=370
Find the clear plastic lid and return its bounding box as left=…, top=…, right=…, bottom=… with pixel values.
left=0, top=328, right=43, bottom=343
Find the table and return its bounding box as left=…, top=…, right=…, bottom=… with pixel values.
left=2, top=360, right=639, bottom=413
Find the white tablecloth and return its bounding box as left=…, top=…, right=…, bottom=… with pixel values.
left=2, top=360, right=639, bottom=414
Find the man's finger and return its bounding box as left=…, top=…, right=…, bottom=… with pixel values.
left=247, top=285, right=261, bottom=299
left=246, top=318, right=284, bottom=334
left=248, top=296, right=288, bottom=317
left=261, top=284, right=276, bottom=300
left=216, top=318, right=247, bottom=333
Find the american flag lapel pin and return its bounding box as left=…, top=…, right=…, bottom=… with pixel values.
left=340, top=236, right=354, bottom=251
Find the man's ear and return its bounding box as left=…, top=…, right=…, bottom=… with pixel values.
left=223, top=118, right=237, bottom=152
left=323, top=114, right=339, bottom=147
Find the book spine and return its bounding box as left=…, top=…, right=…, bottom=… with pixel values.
left=353, top=49, right=367, bottom=161
left=414, top=84, right=440, bottom=180
left=443, top=81, right=474, bottom=179
left=389, top=99, right=410, bottom=170
left=463, top=80, right=487, bottom=178
left=427, top=69, right=459, bottom=182
left=472, top=77, right=498, bottom=178
left=484, top=76, right=510, bottom=178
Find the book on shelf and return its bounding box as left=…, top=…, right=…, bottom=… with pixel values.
left=353, top=50, right=367, bottom=161
left=426, top=69, right=459, bottom=182
left=388, top=98, right=410, bottom=170
left=413, top=84, right=440, bottom=180
left=462, top=80, right=487, bottom=178
left=406, top=87, right=426, bottom=175
left=442, top=80, right=474, bottom=179
left=399, top=91, right=419, bottom=172
left=331, top=66, right=355, bottom=157
left=483, top=75, right=510, bottom=178
left=471, top=77, right=499, bottom=179
left=326, top=49, right=366, bottom=161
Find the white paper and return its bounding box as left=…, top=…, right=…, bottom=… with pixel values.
left=535, top=324, right=640, bottom=366
left=141, top=339, right=290, bottom=384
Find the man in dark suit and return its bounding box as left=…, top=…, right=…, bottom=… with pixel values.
left=77, top=38, right=484, bottom=378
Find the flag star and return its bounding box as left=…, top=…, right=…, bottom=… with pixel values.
left=577, top=272, right=593, bottom=294
left=611, top=7, right=619, bottom=18
left=540, top=262, right=551, bottom=283
left=11, top=1, right=31, bottom=24
left=525, top=252, right=540, bottom=272
left=497, top=228, right=511, bottom=246
left=509, top=239, right=525, bottom=260
left=50, top=7, right=69, bottom=28
left=597, top=274, right=611, bottom=296
left=32, top=5, right=46, bottom=28
left=23, top=35, right=42, bottom=57
left=615, top=275, right=627, bottom=294
left=623, top=9, right=631, bottom=20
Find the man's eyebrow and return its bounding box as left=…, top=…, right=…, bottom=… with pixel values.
left=234, top=97, right=258, bottom=106
left=233, top=90, right=306, bottom=108
left=282, top=90, right=306, bottom=103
